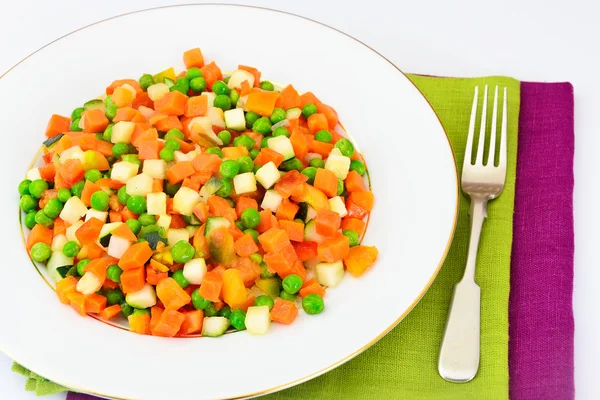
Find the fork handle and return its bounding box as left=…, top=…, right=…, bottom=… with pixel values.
left=438, top=197, right=487, bottom=382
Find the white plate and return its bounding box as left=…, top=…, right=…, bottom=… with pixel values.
left=0, top=5, right=457, bottom=399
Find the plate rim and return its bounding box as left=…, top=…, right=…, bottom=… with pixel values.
left=0, top=4, right=459, bottom=399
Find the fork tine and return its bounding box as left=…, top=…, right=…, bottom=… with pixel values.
left=464, top=86, right=479, bottom=166
left=475, top=85, right=488, bottom=165
left=498, top=87, right=508, bottom=168
left=487, top=86, right=499, bottom=166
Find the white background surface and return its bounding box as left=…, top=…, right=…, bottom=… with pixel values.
left=1, top=0, right=597, bottom=399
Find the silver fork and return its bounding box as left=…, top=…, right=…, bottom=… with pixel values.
left=438, top=85, right=508, bottom=383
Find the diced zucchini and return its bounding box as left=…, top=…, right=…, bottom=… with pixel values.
left=233, top=172, right=257, bottom=195
left=183, top=258, right=207, bottom=285
left=255, top=161, right=281, bottom=189
left=173, top=186, right=201, bottom=216
left=111, top=121, right=136, bottom=144
left=227, top=69, right=255, bottom=89
left=304, top=220, right=325, bottom=243
left=147, top=192, right=167, bottom=215
left=111, top=161, right=139, bottom=183
left=126, top=284, right=157, bottom=309
left=185, top=225, right=198, bottom=238
left=316, top=260, right=345, bottom=287
left=255, top=278, right=281, bottom=298
left=286, top=107, right=302, bottom=120
left=268, top=136, right=295, bottom=160
left=204, top=217, right=230, bottom=236
left=107, top=235, right=132, bottom=259
left=261, top=190, right=283, bottom=211
left=324, top=148, right=351, bottom=180
left=204, top=177, right=223, bottom=195
left=84, top=99, right=106, bottom=112
left=144, top=231, right=168, bottom=250
left=202, top=316, right=230, bottom=337
left=143, top=159, right=166, bottom=179
left=59, top=197, right=88, bottom=225
left=328, top=196, right=348, bottom=217
left=245, top=306, right=271, bottom=335
left=224, top=108, right=245, bottom=131
left=43, top=133, right=64, bottom=148
left=46, top=251, right=74, bottom=282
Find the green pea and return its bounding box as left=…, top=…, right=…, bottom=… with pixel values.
left=28, top=179, right=48, bottom=199
left=126, top=195, right=147, bottom=214
left=30, top=242, right=51, bottom=262
left=245, top=111, right=260, bottom=129
left=204, top=303, right=218, bottom=317
left=71, top=107, right=85, bottom=120
left=122, top=154, right=141, bottom=168
left=172, top=270, right=189, bottom=288
left=206, top=147, right=223, bottom=158
left=219, top=305, right=232, bottom=318
left=270, top=108, right=286, bottom=124
left=61, top=241, right=80, bottom=257
left=334, top=138, right=355, bottom=157
left=315, top=130, right=332, bottom=143
left=105, top=95, right=115, bottom=109
left=302, top=293, right=324, bottom=315
left=107, top=265, right=123, bottom=283
left=18, top=179, right=31, bottom=196
left=241, top=208, right=261, bottom=229
left=56, top=188, right=71, bottom=203
left=260, top=137, right=269, bottom=148
left=170, top=84, right=188, bottom=95
left=137, top=213, right=155, bottom=227
left=91, top=190, right=110, bottom=211
left=77, top=259, right=91, bottom=276
left=233, top=135, right=256, bottom=151
left=164, top=182, right=181, bottom=197
left=279, top=157, right=303, bottom=172
left=191, top=289, right=211, bottom=310
left=252, top=117, right=272, bottom=134
left=250, top=148, right=260, bottom=159
left=350, top=160, right=366, bottom=176
left=272, top=126, right=290, bottom=137
left=84, top=169, right=102, bottom=183
left=120, top=302, right=134, bottom=318
left=165, top=139, right=180, bottom=151
left=250, top=253, right=263, bottom=264
left=35, top=210, right=53, bottom=227
left=219, top=160, right=240, bottom=179
left=302, top=104, right=317, bottom=119
left=337, top=179, right=344, bottom=196
left=106, top=288, right=125, bottom=306
left=43, top=198, right=63, bottom=219
left=117, top=186, right=130, bottom=205
left=71, top=181, right=85, bottom=198
left=229, top=89, right=240, bottom=107
left=216, top=179, right=232, bottom=198
left=125, top=219, right=141, bottom=235
left=160, top=147, right=175, bottom=162
left=343, top=230, right=360, bottom=247
left=309, top=158, right=325, bottom=168
left=213, top=94, right=231, bottom=111
left=229, top=309, right=247, bottom=330
left=165, top=128, right=185, bottom=141
left=19, top=195, right=38, bottom=213
left=235, top=220, right=245, bottom=231
left=301, top=167, right=317, bottom=184
left=105, top=106, right=117, bottom=122
left=139, top=74, right=154, bottom=91
left=282, top=274, right=303, bottom=294
left=186, top=67, right=203, bottom=80
left=171, top=240, right=194, bottom=264
left=237, top=156, right=254, bottom=173
left=259, top=261, right=274, bottom=278
left=176, top=77, right=190, bottom=93
left=112, top=142, right=129, bottom=158
left=244, top=229, right=259, bottom=243
left=254, top=295, right=274, bottom=310
left=279, top=290, right=296, bottom=301
left=132, top=309, right=150, bottom=316
left=71, top=118, right=82, bottom=132
left=212, top=80, right=230, bottom=96
left=260, top=81, right=274, bottom=91
left=217, top=130, right=232, bottom=146
left=24, top=211, right=37, bottom=229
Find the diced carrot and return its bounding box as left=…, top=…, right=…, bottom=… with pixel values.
left=96, top=140, right=114, bottom=158
left=191, top=202, right=209, bottom=224
left=121, top=267, right=146, bottom=294
left=179, top=309, right=204, bottom=335
left=128, top=313, right=151, bottom=335
left=258, top=228, right=291, bottom=253
left=345, top=170, right=367, bottom=193
left=67, top=292, right=87, bottom=316
left=75, top=217, right=104, bottom=245
left=149, top=306, right=164, bottom=332
left=221, top=146, right=249, bottom=160
left=230, top=257, right=262, bottom=287
left=314, top=168, right=338, bottom=198
left=309, top=140, right=334, bottom=158
left=207, top=196, right=237, bottom=221
left=112, top=86, right=135, bottom=108
left=199, top=270, right=223, bottom=302
left=80, top=180, right=102, bottom=206
left=121, top=206, right=137, bottom=220
left=290, top=130, right=309, bottom=160
left=132, top=91, right=154, bottom=109
left=246, top=91, right=280, bottom=117
left=263, top=244, right=297, bottom=278
left=56, top=276, right=78, bottom=304
left=149, top=112, right=168, bottom=126
left=279, top=85, right=302, bottom=110
left=184, top=95, right=208, bottom=117
left=154, top=91, right=188, bottom=116
left=106, top=79, right=142, bottom=95
left=300, top=92, right=321, bottom=108
left=137, top=139, right=161, bottom=160
left=315, top=210, right=341, bottom=238
left=111, top=223, right=138, bottom=242
left=169, top=214, right=187, bottom=229
left=275, top=170, right=308, bottom=199
left=114, top=107, right=143, bottom=122
left=291, top=183, right=330, bottom=212
left=275, top=198, right=299, bottom=221
left=348, top=191, right=374, bottom=212
left=307, top=113, right=329, bottom=134
left=151, top=309, right=186, bottom=337
left=166, top=161, right=195, bottom=185
left=288, top=259, right=307, bottom=281
left=99, top=304, right=121, bottom=320
left=45, top=114, right=71, bottom=138
left=222, top=269, right=247, bottom=309
left=39, top=162, right=57, bottom=181
left=316, top=103, right=339, bottom=129
left=279, top=220, right=304, bottom=242
left=181, top=177, right=199, bottom=191
left=38, top=188, right=58, bottom=209
left=239, top=295, right=256, bottom=312
left=238, top=65, right=261, bottom=87
left=84, top=241, right=105, bottom=259
left=53, top=217, right=66, bottom=236
left=118, top=242, right=153, bottom=270
left=299, top=278, right=326, bottom=298
left=200, top=62, right=223, bottom=89
left=317, top=234, right=350, bottom=262
left=270, top=298, right=298, bottom=325
left=155, top=116, right=183, bottom=132
left=152, top=179, right=164, bottom=193
left=146, top=264, right=168, bottom=286
left=183, top=48, right=205, bottom=69
left=57, top=159, right=85, bottom=187
left=256, top=209, right=276, bottom=233
left=102, top=279, right=119, bottom=290
left=341, top=217, right=366, bottom=236
left=346, top=197, right=371, bottom=219
left=235, top=197, right=258, bottom=218
left=344, top=245, right=379, bottom=277
left=157, top=277, right=192, bottom=310
left=229, top=221, right=245, bottom=241
left=85, top=293, right=107, bottom=314
left=192, top=153, right=222, bottom=174
left=293, top=241, right=318, bottom=262
left=253, top=148, right=285, bottom=167
left=234, top=233, right=260, bottom=257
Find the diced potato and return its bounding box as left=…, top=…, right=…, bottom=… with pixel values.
left=147, top=83, right=169, bottom=101
left=85, top=209, right=108, bottom=222
left=233, top=172, right=257, bottom=195
left=207, top=107, right=225, bottom=128
left=245, top=306, right=271, bottom=335
left=111, top=161, right=139, bottom=183
left=147, top=192, right=167, bottom=215
left=59, top=197, right=88, bottom=225
left=107, top=235, right=132, bottom=259
left=325, top=148, right=351, bottom=180
left=173, top=186, right=201, bottom=216
left=255, top=162, right=281, bottom=189
left=167, top=228, right=190, bottom=246
left=111, top=121, right=136, bottom=144
left=227, top=70, right=255, bottom=89
left=183, top=258, right=207, bottom=285
left=51, top=234, right=68, bottom=252
left=157, top=214, right=172, bottom=230
left=201, top=92, right=216, bottom=107
left=26, top=168, right=42, bottom=181
left=261, top=190, right=283, bottom=211
left=65, top=220, right=84, bottom=244
left=77, top=272, right=102, bottom=295
left=120, top=83, right=138, bottom=99
left=224, top=108, right=245, bottom=131
left=328, top=196, right=348, bottom=218
left=126, top=173, right=153, bottom=197
left=268, top=136, right=295, bottom=160
left=60, top=146, right=85, bottom=164
left=143, top=159, right=166, bottom=179
left=316, top=260, right=345, bottom=287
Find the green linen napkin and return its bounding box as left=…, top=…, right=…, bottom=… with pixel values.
left=12, top=75, right=520, bottom=399
left=11, top=362, right=68, bottom=396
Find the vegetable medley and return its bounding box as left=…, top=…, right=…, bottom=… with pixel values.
left=19, top=48, right=378, bottom=337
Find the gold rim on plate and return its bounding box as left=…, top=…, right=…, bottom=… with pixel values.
left=1, top=4, right=459, bottom=399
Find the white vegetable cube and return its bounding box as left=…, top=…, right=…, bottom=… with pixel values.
left=59, top=197, right=88, bottom=224
left=316, top=260, right=345, bottom=287
left=147, top=192, right=167, bottom=216
left=120, top=83, right=137, bottom=99
left=77, top=272, right=102, bottom=295
left=107, top=235, right=132, bottom=259
left=207, top=107, right=225, bottom=128
left=255, top=162, right=281, bottom=189
left=233, top=172, right=257, bottom=195
left=174, top=151, right=189, bottom=163
left=173, top=186, right=201, bottom=216
left=125, top=284, right=157, bottom=309
left=245, top=306, right=271, bottom=335
left=201, top=92, right=216, bottom=107
left=111, top=161, right=139, bottom=183
left=328, top=196, right=348, bottom=218
left=157, top=214, right=172, bottom=230
left=85, top=209, right=108, bottom=222
left=227, top=69, right=255, bottom=89
left=60, top=146, right=85, bottom=164
left=126, top=173, right=153, bottom=197
left=147, top=83, right=169, bottom=101
left=183, top=258, right=207, bottom=285
left=99, top=222, right=123, bottom=239
left=51, top=234, right=68, bottom=252
left=143, top=159, right=166, bottom=179
left=261, top=190, right=283, bottom=211
left=268, top=136, right=295, bottom=160
left=236, top=95, right=248, bottom=111
left=224, top=108, right=245, bottom=131
left=65, top=220, right=84, bottom=244
left=167, top=228, right=190, bottom=246
left=111, top=121, right=136, bottom=144
left=26, top=168, right=42, bottom=181
left=325, top=148, right=351, bottom=180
